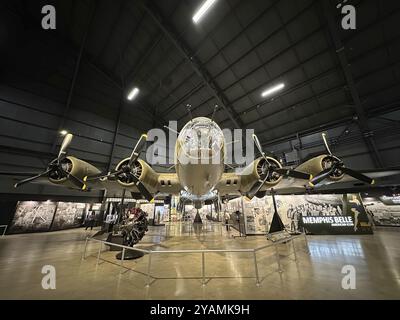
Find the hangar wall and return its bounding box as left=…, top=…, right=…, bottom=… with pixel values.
left=266, top=109, right=400, bottom=169
left=0, top=9, right=158, bottom=199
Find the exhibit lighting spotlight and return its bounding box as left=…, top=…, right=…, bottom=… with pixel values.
left=127, top=87, right=140, bottom=101
left=192, top=0, right=218, bottom=24
left=60, top=130, right=68, bottom=136
left=261, top=83, right=285, bottom=98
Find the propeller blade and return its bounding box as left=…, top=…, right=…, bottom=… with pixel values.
left=129, top=134, right=147, bottom=167
left=131, top=175, right=153, bottom=202
left=247, top=175, right=269, bottom=200
left=0, top=172, right=43, bottom=177
left=321, top=133, right=333, bottom=156
left=68, top=173, right=86, bottom=190
left=341, top=167, right=374, bottom=184
left=58, top=133, right=73, bottom=160
left=310, top=168, right=334, bottom=186
left=274, top=168, right=311, bottom=180
left=14, top=169, right=52, bottom=188
left=252, top=134, right=269, bottom=163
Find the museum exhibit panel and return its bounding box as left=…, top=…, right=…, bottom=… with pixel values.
left=0, top=0, right=400, bottom=303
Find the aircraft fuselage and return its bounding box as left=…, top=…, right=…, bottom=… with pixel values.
left=175, top=117, right=225, bottom=197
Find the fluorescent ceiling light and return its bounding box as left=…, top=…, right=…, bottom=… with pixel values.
left=261, top=83, right=285, bottom=98
left=192, top=0, right=218, bottom=24
left=60, top=130, right=68, bottom=136
left=127, top=87, right=140, bottom=101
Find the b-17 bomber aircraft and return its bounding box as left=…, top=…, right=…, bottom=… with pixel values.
left=3, top=116, right=400, bottom=208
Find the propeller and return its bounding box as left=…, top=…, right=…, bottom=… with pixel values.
left=253, top=134, right=311, bottom=181
left=14, top=133, right=85, bottom=189
left=310, top=133, right=374, bottom=186
left=247, top=134, right=312, bottom=199
left=85, top=134, right=154, bottom=201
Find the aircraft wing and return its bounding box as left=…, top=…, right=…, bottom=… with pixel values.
left=155, top=172, right=182, bottom=195
left=265, top=167, right=400, bottom=195
left=216, top=167, right=400, bottom=197
left=0, top=171, right=57, bottom=186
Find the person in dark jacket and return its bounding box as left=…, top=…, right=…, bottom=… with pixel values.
left=85, top=212, right=96, bottom=230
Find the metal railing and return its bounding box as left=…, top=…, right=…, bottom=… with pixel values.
left=82, top=232, right=309, bottom=287
left=0, top=225, right=7, bottom=237
left=164, top=221, right=237, bottom=238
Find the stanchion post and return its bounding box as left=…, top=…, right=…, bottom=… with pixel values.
left=96, top=242, right=103, bottom=266
left=82, top=237, right=89, bottom=261
left=303, top=232, right=310, bottom=254
left=274, top=242, right=283, bottom=273
left=1, top=225, right=7, bottom=236
left=201, top=252, right=206, bottom=286
left=253, top=250, right=260, bottom=286
left=146, top=252, right=152, bottom=287
left=292, top=238, right=297, bottom=262
left=120, top=248, right=126, bottom=273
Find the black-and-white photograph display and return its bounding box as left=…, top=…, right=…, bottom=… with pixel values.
left=9, top=201, right=56, bottom=233
left=226, top=194, right=373, bottom=235
left=239, top=194, right=344, bottom=235
left=1, top=0, right=400, bottom=302
left=51, top=202, right=87, bottom=231
left=361, top=194, right=400, bottom=227
left=222, top=198, right=245, bottom=234
left=277, top=194, right=344, bottom=234
left=242, top=197, right=274, bottom=235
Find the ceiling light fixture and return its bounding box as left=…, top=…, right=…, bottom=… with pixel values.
left=60, top=130, right=68, bottom=136
left=192, top=0, right=218, bottom=24
left=261, top=83, right=285, bottom=98
left=127, top=87, right=140, bottom=101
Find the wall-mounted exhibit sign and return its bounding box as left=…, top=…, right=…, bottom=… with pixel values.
left=224, top=193, right=373, bottom=235
left=300, top=194, right=372, bottom=235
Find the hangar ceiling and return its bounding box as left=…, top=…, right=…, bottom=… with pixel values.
left=1, top=0, right=400, bottom=199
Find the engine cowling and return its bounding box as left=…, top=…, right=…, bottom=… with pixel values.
left=296, top=155, right=345, bottom=181
left=48, top=156, right=101, bottom=188
left=240, top=157, right=283, bottom=192
left=115, top=158, right=159, bottom=192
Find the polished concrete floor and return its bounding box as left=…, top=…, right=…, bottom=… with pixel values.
left=0, top=223, right=399, bottom=299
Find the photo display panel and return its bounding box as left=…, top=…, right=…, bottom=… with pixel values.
left=226, top=193, right=373, bottom=235
left=361, top=194, right=400, bottom=227
left=9, top=201, right=57, bottom=233
left=51, top=202, right=86, bottom=231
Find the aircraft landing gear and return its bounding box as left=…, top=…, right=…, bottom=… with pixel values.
left=193, top=209, right=203, bottom=224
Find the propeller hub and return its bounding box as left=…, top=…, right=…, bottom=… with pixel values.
left=48, top=158, right=72, bottom=181
left=322, top=156, right=345, bottom=180
left=257, top=158, right=281, bottom=182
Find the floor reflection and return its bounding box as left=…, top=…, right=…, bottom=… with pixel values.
left=308, top=239, right=365, bottom=258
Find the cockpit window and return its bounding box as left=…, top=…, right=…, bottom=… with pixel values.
left=178, top=117, right=224, bottom=161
